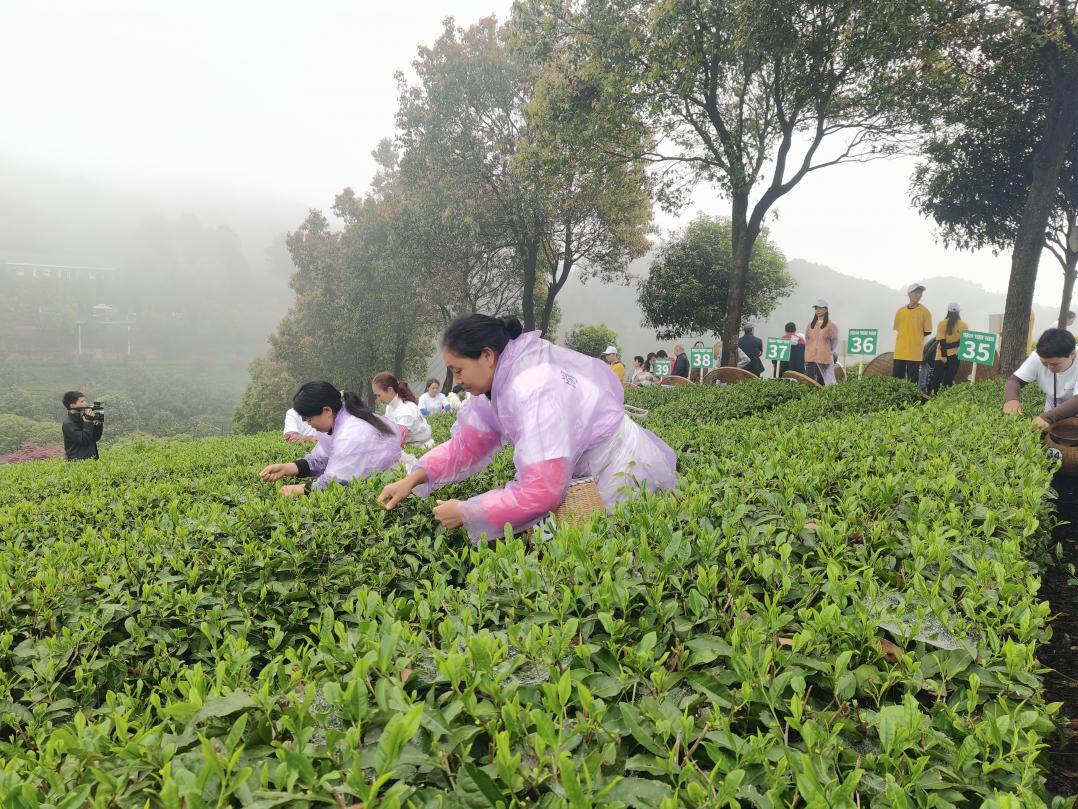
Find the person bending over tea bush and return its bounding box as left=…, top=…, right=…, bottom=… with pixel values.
left=378, top=314, right=677, bottom=542
left=1004, top=328, right=1078, bottom=431
left=260, top=382, right=404, bottom=497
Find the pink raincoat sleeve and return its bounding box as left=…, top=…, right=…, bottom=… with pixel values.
left=456, top=365, right=578, bottom=542
left=414, top=399, right=504, bottom=497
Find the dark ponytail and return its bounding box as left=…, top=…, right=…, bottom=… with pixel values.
left=372, top=372, right=418, bottom=404
left=442, top=314, right=524, bottom=358
left=292, top=381, right=395, bottom=436
left=945, top=310, right=960, bottom=333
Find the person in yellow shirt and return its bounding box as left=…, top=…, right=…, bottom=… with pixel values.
left=893, top=283, right=933, bottom=383
left=927, top=302, right=968, bottom=393
left=602, top=346, right=626, bottom=381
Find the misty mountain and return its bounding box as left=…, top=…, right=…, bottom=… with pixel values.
left=554, top=258, right=1063, bottom=359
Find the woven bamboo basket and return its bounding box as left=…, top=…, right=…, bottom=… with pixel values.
left=553, top=477, right=604, bottom=527
left=624, top=405, right=649, bottom=421
left=834, top=365, right=847, bottom=383
left=1045, top=418, right=1078, bottom=473
left=861, top=352, right=894, bottom=378
left=705, top=366, right=757, bottom=385
left=528, top=477, right=605, bottom=540
left=660, top=375, right=693, bottom=387
left=782, top=370, right=823, bottom=388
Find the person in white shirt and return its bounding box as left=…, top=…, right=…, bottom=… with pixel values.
left=446, top=384, right=471, bottom=411
left=1004, top=328, right=1078, bottom=430
left=630, top=355, right=654, bottom=385
left=418, top=378, right=452, bottom=415
left=372, top=372, right=434, bottom=448
left=283, top=407, right=319, bottom=443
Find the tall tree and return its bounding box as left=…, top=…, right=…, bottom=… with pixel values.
left=522, top=0, right=947, bottom=364
left=261, top=192, right=437, bottom=401
left=912, top=37, right=1077, bottom=329
left=914, top=2, right=1078, bottom=367
left=639, top=216, right=792, bottom=340
left=998, top=1, right=1078, bottom=368
left=393, top=15, right=652, bottom=336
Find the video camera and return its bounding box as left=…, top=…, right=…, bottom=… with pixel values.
left=74, top=401, right=105, bottom=425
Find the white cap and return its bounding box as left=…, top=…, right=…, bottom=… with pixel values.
left=602, top=345, right=617, bottom=355
left=814, top=298, right=828, bottom=308
left=947, top=302, right=960, bottom=313
left=907, top=283, right=926, bottom=294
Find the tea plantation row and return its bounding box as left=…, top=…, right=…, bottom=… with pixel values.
left=0, top=379, right=1067, bottom=807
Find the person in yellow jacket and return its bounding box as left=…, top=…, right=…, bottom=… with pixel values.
left=927, top=303, right=968, bottom=393
left=893, top=283, right=933, bottom=383
left=601, top=346, right=626, bottom=381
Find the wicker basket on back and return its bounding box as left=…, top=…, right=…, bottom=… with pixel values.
left=704, top=366, right=757, bottom=385
left=861, top=352, right=894, bottom=378
left=1046, top=419, right=1078, bottom=474
left=659, top=375, right=693, bottom=387
left=782, top=370, right=823, bottom=388
left=834, top=365, right=847, bottom=383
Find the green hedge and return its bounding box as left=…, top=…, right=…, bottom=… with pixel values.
left=0, top=413, right=60, bottom=454
left=0, top=379, right=1064, bottom=806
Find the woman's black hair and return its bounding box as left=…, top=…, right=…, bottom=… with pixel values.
left=442, top=314, right=524, bottom=358
left=1036, top=328, right=1077, bottom=359
left=656, top=349, right=668, bottom=359
left=292, top=381, right=395, bottom=436
left=945, top=309, right=961, bottom=333
left=424, top=377, right=440, bottom=392
left=634, top=355, right=644, bottom=365
left=809, top=311, right=830, bottom=330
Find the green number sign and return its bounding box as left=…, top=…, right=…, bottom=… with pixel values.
left=957, top=330, right=998, bottom=366
left=652, top=358, right=672, bottom=377
left=765, top=337, right=791, bottom=362
left=847, top=329, right=878, bottom=356
left=689, top=348, right=714, bottom=369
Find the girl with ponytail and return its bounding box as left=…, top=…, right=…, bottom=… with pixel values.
left=372, top=372, right=434, bottom=449
left=259, top=381, right=404, bottom=497
left=378, top=313, right=677, bottom=542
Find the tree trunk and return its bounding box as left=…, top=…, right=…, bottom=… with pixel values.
left=1058, top=249, right=1078, bottom=329
left=1001, top=57, right=1078, bottom=372
left=721, top=196, right=756, bottom=366
left=521, top=238, right=540, bottom=332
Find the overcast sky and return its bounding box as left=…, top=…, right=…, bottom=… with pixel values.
left=0, top=1, right=1064, bottom=307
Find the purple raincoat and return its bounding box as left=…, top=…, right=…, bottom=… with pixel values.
left=304, top=408, right=405, bottom=491
left=416, top=331, right=677, bottom=541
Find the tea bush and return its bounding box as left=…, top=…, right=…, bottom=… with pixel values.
left=0, top=379, right=1068, bottom=807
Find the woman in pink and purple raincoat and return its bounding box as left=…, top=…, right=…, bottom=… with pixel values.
left=378, top=315, right=677, bottom=542
left=260, top=381, right=405, bottom=497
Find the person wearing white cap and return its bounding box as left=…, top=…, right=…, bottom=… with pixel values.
left=893, top=283, right=932, bottom=384
left=601, top=346, right=626, bottom=381
left=805, top=299, right=840, bottom=386
left=927, top=303, right=969, bottom=394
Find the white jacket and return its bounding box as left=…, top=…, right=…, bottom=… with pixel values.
left=283, top=408, right=318, bottom=438
left=385, top=396, right=433, bottom=447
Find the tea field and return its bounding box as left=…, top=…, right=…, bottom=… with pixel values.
left=0, top=378, right=1071, bottom=807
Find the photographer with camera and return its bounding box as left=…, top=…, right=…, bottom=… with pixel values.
left=61, top=391, right=104, bottom=461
